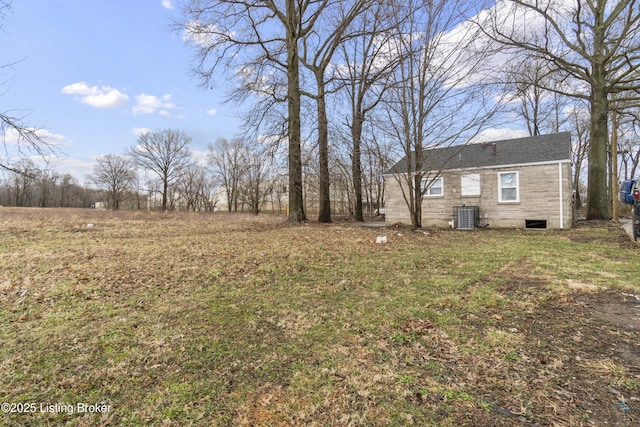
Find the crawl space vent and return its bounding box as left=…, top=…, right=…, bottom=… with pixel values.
left=525, top=219, right=547, bottom=229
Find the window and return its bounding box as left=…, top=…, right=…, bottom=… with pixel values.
left=423, top=177, right=443, bottom=197
left=461, top=174, right=480, bottom=196
left=498, top=171, right=519, bottom=202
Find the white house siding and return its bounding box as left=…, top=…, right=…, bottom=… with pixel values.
left=384, top=161, right=572, bottom=229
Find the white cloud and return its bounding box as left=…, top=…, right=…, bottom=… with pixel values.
left=133, top=93, right=177, bottom=116
left=206, top=108, right=217, bottom=116
left=32, top=155, right=95, bottom=181
left=191, top=148, right=209, bottom=166
left=161, top=0, right=173, bottom=10
left=61, top=81, right=129, bottom=108
left=37, top=129, right=67, bottom=146
left=61, top=81, right=98, bottom=96
left=3, top=127, right=66, bottom=147
left=182, top=20, right=230, bottom=49
left=131, top=127, right=152, bottom=136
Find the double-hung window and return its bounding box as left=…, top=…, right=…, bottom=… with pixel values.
left=423, top=177, right=443, bottom=197
left=498, top=171, right=519, bottom=202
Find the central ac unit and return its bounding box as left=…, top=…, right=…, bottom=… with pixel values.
left=456, top=206, right=479, bottom=230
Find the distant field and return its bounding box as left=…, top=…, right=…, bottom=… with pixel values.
left=1, top=208, right=639, bottom=426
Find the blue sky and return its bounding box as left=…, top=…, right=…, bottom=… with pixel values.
left=1, top=0, right=539, bottom=184
left=1, top=0, right=239, bottom=181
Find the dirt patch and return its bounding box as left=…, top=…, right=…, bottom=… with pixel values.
left=582, top=292, right=640, bottom=382
left=570, top=220, right=640, bottom=249
left=590, top=293, right=640, bottom=332
left=493, top=286, right=640, bottom=426
left=377, top=281, right=640, bottom=425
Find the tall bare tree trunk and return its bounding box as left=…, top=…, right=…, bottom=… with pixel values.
left=317, top=77, right=332, bottom=223
left=412, top=147, right=423, bottom=229
left=611, top=94, right=619, bottom=221
left=287, top=0, right=306, bottom=223
left=588, top=87, right=609, bottom=220
left=587, top=10, right=610, bottom=220
left=162, top=179, right=168, bottom=211
left=351, top=112, right=364, bottom=221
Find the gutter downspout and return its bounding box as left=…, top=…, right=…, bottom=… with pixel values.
left=559, top=162, right=564, bottom=229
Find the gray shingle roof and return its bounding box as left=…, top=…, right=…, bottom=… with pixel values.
left=386, top=132, right=572, bottom=174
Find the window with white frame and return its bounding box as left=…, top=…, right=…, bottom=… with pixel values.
left=498, top=171, right=519, bottom=202
left=422, top=177, right=443, bottom=197
left=461, top=173, right=480, bottom=196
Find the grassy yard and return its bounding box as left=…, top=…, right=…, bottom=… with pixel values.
left=1, top=208, right=639, bottom=426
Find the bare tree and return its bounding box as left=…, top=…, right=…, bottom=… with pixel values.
left=177, top=162, right=216, bottom=212
left=59, top=173, right=76, bottom=207
left=240, top=145, right=275, bottom=215
left=619, top=113, right=640, bottom=181
left=207, top=137, right=246, bottom=212
left=0, top=112, right=54, bottom=173
left=336, top=2, right=401, bottom=221
left=1, top=159, right=91, bottom=208
left=179, top=0, right=335, bottom=223
left=127, top=129, right=192, bottom=211
left=330, top=149, right=354, bottom=215
left=299, top=0, right=371, bottom=223
left=566, top=103, right=591, bottom=218
left=362, top=128, right=394, bottom=216
left=89, top=154, right=135, bottom=210
left=35, top=169, right=57, bottom=208
left=1, top=1, right=58, bottom=173
left=9, top=158, right=37, bottom=206
left=504, top=58, right=570, bottom=136
left=478, top=0, right=640, bottom=220
left=385, top=0, right=501, bottom=229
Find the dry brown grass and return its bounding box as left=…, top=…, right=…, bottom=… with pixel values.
left=1, top=208, right=639, bottom=426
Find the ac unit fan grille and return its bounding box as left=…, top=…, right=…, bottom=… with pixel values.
left=456, top=206, right=478, bottom=230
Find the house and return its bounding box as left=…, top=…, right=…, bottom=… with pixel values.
left=384, top=132, right=573, bottom=230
